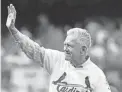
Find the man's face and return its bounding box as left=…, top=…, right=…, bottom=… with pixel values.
left=64, top=35, right=82, bottom=66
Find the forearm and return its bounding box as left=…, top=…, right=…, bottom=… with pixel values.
left=8, top=26, right=23, bottom=42
left=8, top=26, right=45, bottom=63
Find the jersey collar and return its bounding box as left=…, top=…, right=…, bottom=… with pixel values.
left=75, top=57, right=91, bottom=68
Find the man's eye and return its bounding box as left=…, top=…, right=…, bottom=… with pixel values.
left=67, top=44, right=70, bottom=47
left=68, top=45, right=72, bottom=48
left=64, top=43, right=72, bottom=48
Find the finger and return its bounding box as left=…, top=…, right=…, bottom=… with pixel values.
left=11, top=5, right=16, bottom=19
left=11, top=5, right=14, bottom=13
left=12, top=5, right=16, bottom=13
left=7, top=6, right=10, bottom=14
left=10, top=4, right=13, bottom=13
left=10, top=4, right=14, bottom=13
left=9, top=4, right=12, bottom=13
left=10, top=4, right=13, bottom=8
left=13, top=6, right=16, bottom=19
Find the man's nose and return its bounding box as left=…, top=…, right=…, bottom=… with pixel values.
left=64, top=46, right=69, bottom=52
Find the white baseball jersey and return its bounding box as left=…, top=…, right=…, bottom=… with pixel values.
left=13, top=31, right=111, bottom=92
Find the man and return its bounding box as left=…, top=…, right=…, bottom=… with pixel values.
left=6, top=4, right=111, bottom=92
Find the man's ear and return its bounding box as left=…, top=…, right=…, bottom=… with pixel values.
left=80, top=46, right=87, bottom=55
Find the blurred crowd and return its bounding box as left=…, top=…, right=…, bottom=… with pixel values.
left=1, top=15, right=122, bottom=92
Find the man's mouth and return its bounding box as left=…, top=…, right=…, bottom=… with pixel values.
left=66, top=53, right=70, bottom=55
left=65, top=51, right=71, bottom=55
left=65, top=53, right=71, bottom=57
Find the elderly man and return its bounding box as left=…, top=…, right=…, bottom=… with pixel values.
left=6, top=4, right=111, bottom=92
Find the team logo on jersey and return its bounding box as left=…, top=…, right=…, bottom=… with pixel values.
left=52, top=72, right=93, bottom=92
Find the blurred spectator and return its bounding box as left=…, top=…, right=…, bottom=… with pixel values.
left=64, top=24, right=72, bottom=33
left=3, top=27, right=33, bottom=65
left=10, top=67, right=49, bottom=92
left=89, top=29, right=109, bottom=70
left=21, top=27, right=32, bottom=39
left=120, top=79, right=122, bottom=92
left=10, top=68, right=28, bottom=92
left=1, top=46, right=5, bottom=58
left=106, top=31, right=122, bottom=69
left=74, top=22, right=82, bottom=28
left=36, top=14, right=50, bottom=38
left=106, top=70, right=121, bottom=91
left=36, top=14, right=64, bottom=51
left=110, top=85, right=119, bottom=92
left=4, top=50, right=32, bottom=65
left=85, top=20, right=104, bottom=45
left=95, top=29, right=109, bottom=45
left=2, top=34, right=20, bottom=55
left=44, top=25, right=64, bottom=51
left=89, top=45, right=106, bottom=70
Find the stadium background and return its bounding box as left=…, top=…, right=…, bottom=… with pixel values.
left=1, top=0, right=122, bottom=92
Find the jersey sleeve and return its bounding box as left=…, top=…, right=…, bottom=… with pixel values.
left=94, top=73, right=111, bottom=92
left=43, top=49, right=64, bottom=74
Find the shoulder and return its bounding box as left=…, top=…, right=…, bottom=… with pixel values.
left=44, top=48, right=65, bottom=60
left=44, top=48, right=64, bottom=56
left=87, top=59, right=106, bottom=79
left=86, top=60, right=108, bottom=87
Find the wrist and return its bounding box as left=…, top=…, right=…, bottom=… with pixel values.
left=8, top=25, right=15, bottom=29
left=8, top=26, right=18, bottom=34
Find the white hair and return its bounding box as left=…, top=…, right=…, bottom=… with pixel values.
left=67, top=28, right=92, bottom=48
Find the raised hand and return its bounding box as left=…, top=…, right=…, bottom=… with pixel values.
left=6, top=4, right=16, bottom=29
